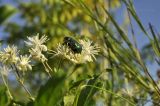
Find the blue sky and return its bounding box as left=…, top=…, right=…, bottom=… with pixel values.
left=133, top=0, right=160, bottom=48
left=114, top=0, right=160, bottom=78
left=131, top=0, right=160, bottom=78
left=134, top=0, right=160, bottom=28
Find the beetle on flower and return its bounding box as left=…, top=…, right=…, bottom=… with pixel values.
left=54, top=37, right=100, bottom=63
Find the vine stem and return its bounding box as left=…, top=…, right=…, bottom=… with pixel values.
left=18, top=78, right=34, bottom=100
left=11, top=64, right=34, bottom=100
left=0, top=72, right=13, bottom=100
left=81, top=85, right=136, bottom=106
left=57, top=57, right=63, bottom=72
left=42, top=62, right=52, bottom=78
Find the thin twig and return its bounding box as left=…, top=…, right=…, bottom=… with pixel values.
left=0, top=72, right=13, bottom=100
left=138, top=59, right=160, bottom=97
left=127, top=9, right=137, bottom=48
left=12, top=64, right=34, bottom=100
left=42, top=62, right=52, bottom=78
left=82, top=85, right=136, bottom=106
left=57, top=57, right=63, bottom=72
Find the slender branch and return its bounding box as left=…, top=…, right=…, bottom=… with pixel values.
left=0, top=72, right=13, bottom=100
left=107, top=47, right=114, bottom=106
left=137, top=58, right=160, bottom=97
left=42, top=62, right=51, bottom=78
left=57, top=57, right=63, bottom=72
left=82, top=85, right=136, bottom=106
left=12, top=64, right=34, bottom=100
left=127, top=9, right=137, bottom=48
left=45, top=61, right=53, bottom=73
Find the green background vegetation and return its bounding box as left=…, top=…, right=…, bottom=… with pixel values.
left=0, top=0, right=160, bottom=106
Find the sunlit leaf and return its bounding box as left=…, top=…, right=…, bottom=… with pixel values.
left=64, top=95, right=75, bottom=106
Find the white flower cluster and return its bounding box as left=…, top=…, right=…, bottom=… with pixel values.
left=0, top=34, right=49, bottom=76
left=0, top=45, right=32, bottom=74
left=0, top=34, right=100, bottom=77
left=16, top=55, right=32, bottom=71
left=0, top=45, right=19, bottom=64
left=25, top=33, right=48, bottom=62
left=25, top=33, right=52, bottom=76
left=54, top=39, right=100, bottom=63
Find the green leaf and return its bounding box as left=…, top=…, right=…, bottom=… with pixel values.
left=69, top=79, right=86, bottom=90
left=149, top=23, right=160, bottom=55
left=34, top=74, right=65, bottom=106
left=69, top=75, right=90, bottom=90
left=0, top=5, right=17, bottom=24
left=74, top=75, right=101, bottom=106
left=0, top=87, right=9, bottom=106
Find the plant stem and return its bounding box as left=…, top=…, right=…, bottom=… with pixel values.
left=57, top=57, right=63, bottom=72
left=12, top=64, right=34, bottom=100
left=42, top=62, right=51, bottom=78
left=139, top=61, right=160, bottom=97
left=82, top=85, right=136, bottom=106
left=107, top=47, right=114, bottom=106
left=0, top=72, right=13, bottom=100
left=18, top=78, right=34, bottom=100
left=127, top=9, right=137, bottom=48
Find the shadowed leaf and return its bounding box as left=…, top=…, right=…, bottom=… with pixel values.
left=0, top=5, right=17, bottom=24
left=34, top=74, right=65, bottom=106
left=0, top=87, right=9, bottom=106
left=74, top=74, right=101, bottom=106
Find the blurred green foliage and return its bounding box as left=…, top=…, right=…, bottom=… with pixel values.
left=0, top=87, right=9, bottom=106
left=0, top=5, right=17, bottom=25
left=0, top=0, right=160, bottom=106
